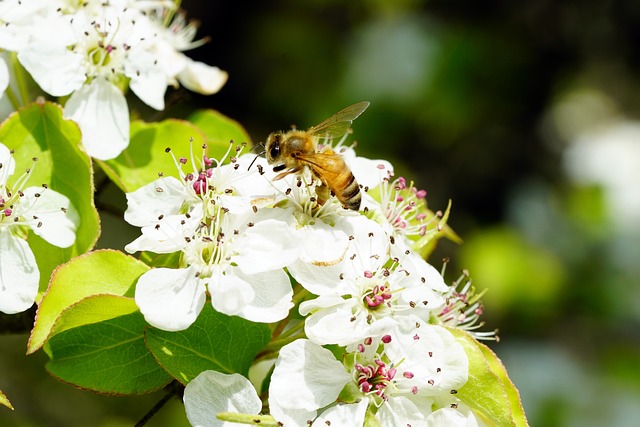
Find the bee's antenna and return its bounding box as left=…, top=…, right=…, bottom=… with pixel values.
left=247, top=153, right=260, bottom=171
left=246, top=140, right=266, bottom=171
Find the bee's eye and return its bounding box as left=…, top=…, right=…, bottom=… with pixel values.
left=269, top=138, right=280, bottom=160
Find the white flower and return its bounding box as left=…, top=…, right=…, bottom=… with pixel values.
left=125, top=146, right=298, bottom=330
left=183, top=370, right=262, bottom=427
left=147, top=8, right=228, bottom=95
left=12, top=2, right=226, bottom=160
left=269, top=322, right=469, bottom=427
left=290, top=207, right=448, bottom=346
left=0, top=143, right=79, bottom=314
left=259, top=167, right=372, bottom=272
left=0, top=0, right=52, bottom=52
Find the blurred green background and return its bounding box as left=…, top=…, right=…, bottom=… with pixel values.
left=3, top=0, right=640, bottom=425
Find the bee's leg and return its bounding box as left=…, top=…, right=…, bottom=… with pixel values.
left=316, top=184, right=330, bottom=206
left=273, top=167, right=301, bottom=180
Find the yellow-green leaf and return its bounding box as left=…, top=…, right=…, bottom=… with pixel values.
left=449, top=328, right=529, bottom=427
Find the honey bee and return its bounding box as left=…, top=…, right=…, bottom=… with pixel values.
left=265, top=101, right=370, bottom=210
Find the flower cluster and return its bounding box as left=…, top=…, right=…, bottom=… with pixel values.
left=0, top=143, right=78, bottom=314
left=0, top=0, right=227, bottom=160
left=124, top=138, right=494, bottom=426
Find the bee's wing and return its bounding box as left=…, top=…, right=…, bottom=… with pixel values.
left=307, top=101, right=370, bottom=139
left=296, top=150, right=346, bottom=176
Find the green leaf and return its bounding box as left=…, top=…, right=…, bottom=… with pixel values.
left=187, top=109, right=252, bottom=149
left=97, top=119, right=208, bottom=192
left=449, top=328, right=529, bottom=427
left=145, top=304, right=271, bottom=384
left=46, top=312, right=172, bottom=395
left=28, top=250, right=148, bottom=354
left=0, top=388, right=13, bottom=410
left=0, top=101, right=100, bottom=295
left=50, top=294, right=138, bottom=340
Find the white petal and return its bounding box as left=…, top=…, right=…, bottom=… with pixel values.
left=269, top=340, right=351, bottom=426
left=64, top=78, right=130, bottom=160
left=297, top=221, right=350, bottom=265
left=208, top=268, right=255, bottom=318
left=377, top=395, right=432, bottom=426
left=300, top=297, right=359, bottom=345
left=16, top=187, right=78, bottom=248
left=18, top=44, right=85, bottom=96
left=0, top=228, right=39, bottom=314
left=233, top=269, right=293, bottom=323
left=125, top=210, right=200, bottom=254
left=178, top=59, right=228, bottom=95
left=387, top=320, right=468, bottom=394
left=427, top=407, right=480, bottom=427
left=230, top=155, right=279, bottom=198
left=232, top=219, right=299, bottom=275
left=124, top=177, right=186, bottom=226
left=399, top=251, right=449, bottom=293
left=126, top=47, right=168, bottom=110
left=209, top=268, right=293, bottom=323
left=312, top=401, right=367, bottom=427
left=287, top=258, right=351, bottom=295
left=0, top=142, right=16, bottom=187
left=0, top=57, right=8, bottom=97
left=134, top=266, right=206, bottom=331
left=184, top=371, right=261, bottom=427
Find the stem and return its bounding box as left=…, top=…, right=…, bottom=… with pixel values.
left=9, top=52, right=30, bottom=106
left=4, top=87, right=21, bottom=111
left=133, top=381, right=184, bottom=427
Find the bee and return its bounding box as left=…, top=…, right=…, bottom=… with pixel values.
left=265, top=101, right=370, bottom=210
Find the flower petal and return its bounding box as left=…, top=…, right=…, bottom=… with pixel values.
left=126, top=47, right=168, bottom=110
left=269, top=339, right=351, bottom=426
left=64, top=78, right=130, bottom=160
left=18, top=44, right=85, bottom=96
left=426, top=407, right=480, bottom=427
left=0, top=142, right=16, bottom=187
left=377, top=395, right=432, bottom=426
left=301, top=295, right=395, bottom=346
left=233, top=269, right=293, bottom=323
left=124, top=177, right=186, bottom=227
left=387, top=320, right=469, bottom=395
left=232, top=219, right=300, bottom=275
left=134, top=266, right=206, bottom=331
left=0, top=57, right=8, bottom=97
left=297, top=221, right=350, bottom=265
left=208, top=268, right=255, bottom=318
left=312, top=401, right=368, bottom=427
left=178, top=58, right=228, bottom=95
left=183, top=370, right=261, bottom=427
left=0, top=228, right=39, bottom=314
left=16, top=187, right=78, bottom=248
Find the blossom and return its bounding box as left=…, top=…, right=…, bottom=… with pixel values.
left=296, top=215, right=448, bottom=346
left=6, top=1, right=226, bottom=160
left=435, top=269, right=499, bottom=342
left=183, top=370, right=262, bottom=427
left=268, top=321, right=469, bottom=426
left=0, top=143, right=78, bottom=314
left=146, top=7, right=228, bottom=95
left=125, top=145, right=298, bottom=330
